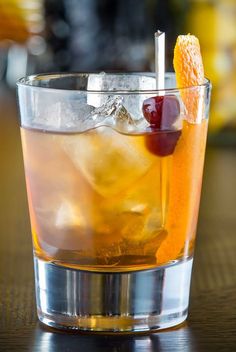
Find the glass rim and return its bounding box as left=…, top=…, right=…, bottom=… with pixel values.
left=16, top=71, right=211, bottom=94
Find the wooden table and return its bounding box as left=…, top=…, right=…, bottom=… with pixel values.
left=0, top=87, right=236, bottom=352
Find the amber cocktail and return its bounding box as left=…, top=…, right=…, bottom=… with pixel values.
left=17, top=72, right=211, bottom=332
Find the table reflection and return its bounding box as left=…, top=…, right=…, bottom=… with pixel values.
left=32, top=322, right=197, bottom=352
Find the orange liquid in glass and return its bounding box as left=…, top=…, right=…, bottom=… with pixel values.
left=21, top=120, right=207, bottom=272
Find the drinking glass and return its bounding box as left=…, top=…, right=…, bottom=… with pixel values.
left=17, top=72, right=211, bottom=332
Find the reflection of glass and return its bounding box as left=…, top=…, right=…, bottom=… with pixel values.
left=34, top=323, right=195, bottom=352
left=34, top=324, right=161, bottom=351
left=17, top=72, right=211, bottom=332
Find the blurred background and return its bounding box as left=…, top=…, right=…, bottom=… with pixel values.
left=0, top=0, right=236, bottom=138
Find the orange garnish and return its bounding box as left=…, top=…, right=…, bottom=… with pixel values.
left=156, top=120, right=207, bottom=265
left=173, top=34, right=205, bottom=122
left=155, top=34, right=207, bottom=265
left=174, top=34, right=204, bottom=88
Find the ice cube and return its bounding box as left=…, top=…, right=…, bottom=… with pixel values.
left=31, top=95, right=139, bottom=133
left=32, top=101, right=62, bottom=129
left=35, top=199, right=88, bottom=251
left=91, top=96, right=123, bottom=118
left=87, top=72, right=107, bottom=107
left=118, top=209, right=164, bottom=243
left=62, top=127, right=156, bottom=197
left=90, top=96, right=137, bottom=132
left=55, top=200, right=85, bottom=229
left=101, top=161, right=164, bottom=242
left=32, top=100, right=95, bottom=131
left=118, top=211, right=145, bottom=241
left=114, top=104, right=137, bottom=131
left=87, top=73, right=156, bottom=116
left=121, top=76, right=157, bottom=120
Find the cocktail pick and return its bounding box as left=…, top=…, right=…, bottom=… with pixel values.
left=155, top=30, right=165, bottom=90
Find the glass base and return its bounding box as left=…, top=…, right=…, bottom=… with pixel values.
left=34, top=256, right=193, bottom=332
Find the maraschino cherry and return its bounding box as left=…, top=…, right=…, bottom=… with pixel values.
left=142, top=95, right=181, bottom=157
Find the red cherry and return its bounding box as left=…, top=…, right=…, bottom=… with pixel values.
left=145, top=129, right=181, bottom=157
left=142, top=96, right=163, bottom=127
left=142, top=95, right=180, bottom=129
left=161, top=95, right=180, bottom=129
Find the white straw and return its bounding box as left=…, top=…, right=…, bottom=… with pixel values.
left=155, top=30, right=165, bottom=90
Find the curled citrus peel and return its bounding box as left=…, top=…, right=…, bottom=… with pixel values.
left=155, top=34, right=208, bottom=265
left=173, top=34, right=205, bottom=122
left=174, top=34, right=204, bottom=89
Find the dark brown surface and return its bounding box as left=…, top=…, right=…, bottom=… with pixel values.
left=0, top=87, right=236, bottom=352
